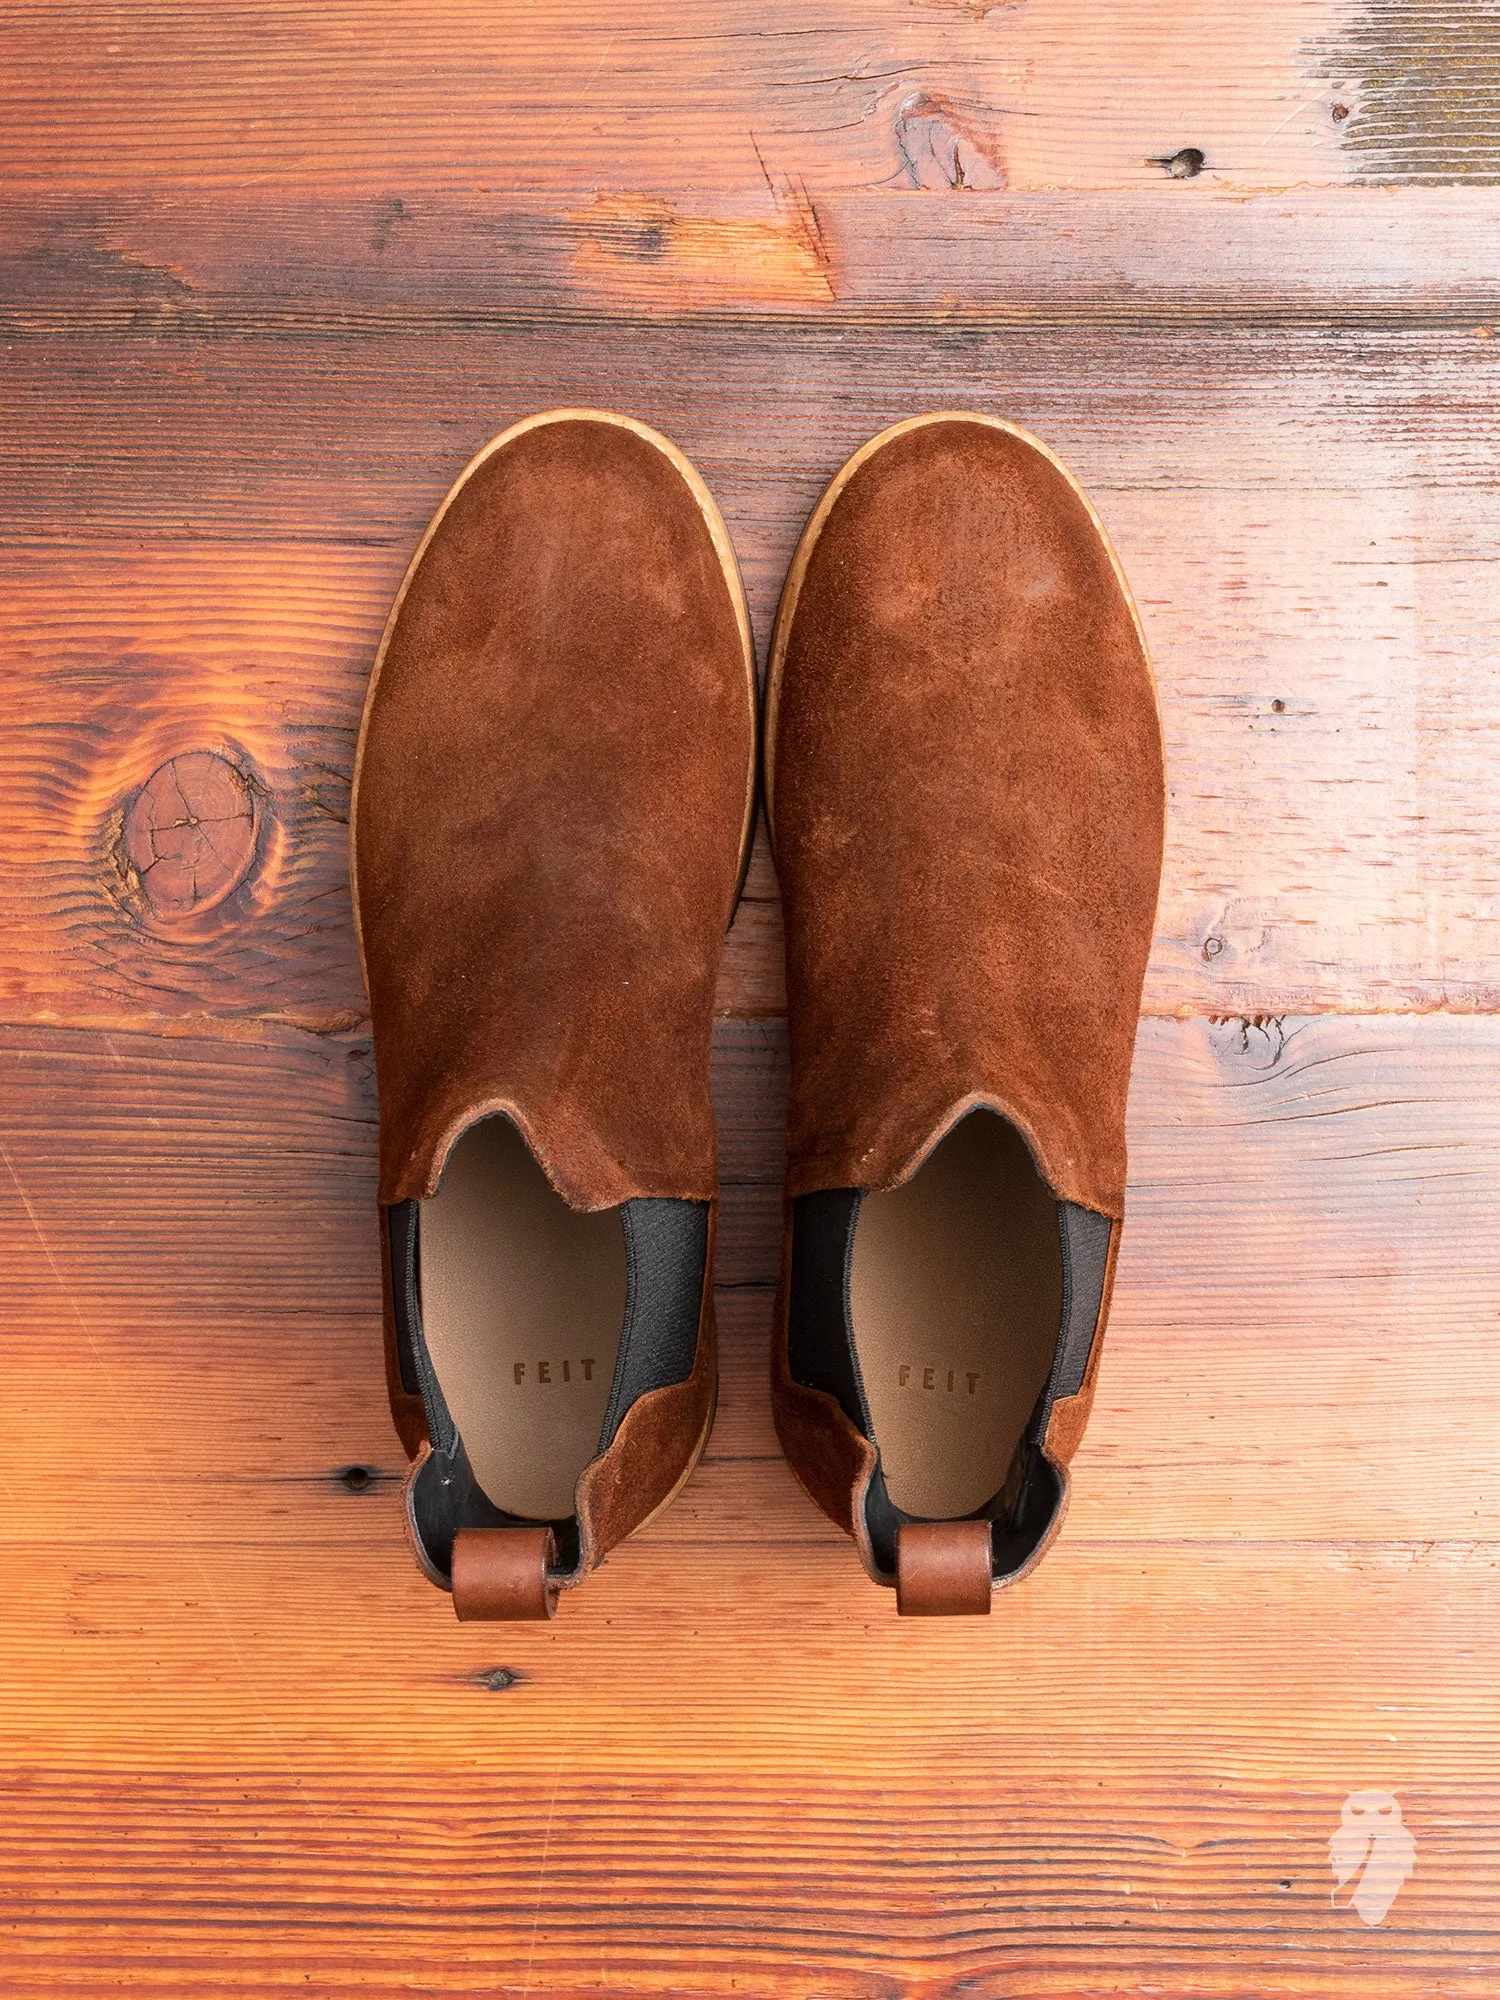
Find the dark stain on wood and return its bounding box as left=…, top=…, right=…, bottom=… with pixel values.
left=369, top=196, right=407, bottom=253
left=1312, top=0, right=1500, bottom=182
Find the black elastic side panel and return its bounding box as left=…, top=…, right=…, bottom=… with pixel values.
left=598, top=1198, right=710, bottom=1449
left=386, top=1200, right=454, bottom=1455
left=786, top=1189, right=869, bottom=1433
left=407, top=1437, right=582, bottom=1587
left=1047, top=1204, right=1115, bottom=1403
left=386, top=1200, right=423, bottom=1399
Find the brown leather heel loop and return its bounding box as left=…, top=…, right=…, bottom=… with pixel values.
left=451, top=1527, right=559, bottom=1621
left=895, top=1520, right=993, bottom=1617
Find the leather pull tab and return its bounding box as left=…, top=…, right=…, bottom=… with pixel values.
left=896, top=1520, right=993, bottom=1617
left=451, top=1527, right=559, bottom=1621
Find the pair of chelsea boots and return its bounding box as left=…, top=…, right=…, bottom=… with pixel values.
left=351, top=409, right=1166, bottom=1622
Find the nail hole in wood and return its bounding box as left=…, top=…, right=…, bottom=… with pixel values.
left=1151, top=147, right=1205, bottom=179
left=1331, top=104, right=1350, bottom=123
left=479, top=1666, right=520, bottom=1691
left=1271, top=698, right=1286, bottom=714
left=1203, top=934, right=1225, bottom=961
left=337, top=1464, right=373, bottom=1492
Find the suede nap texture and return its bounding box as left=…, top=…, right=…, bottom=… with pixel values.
left=768, top=415, right=1165, bottom=1217
left=767, top=415, right=1165, bottom=1576
left=352, top=412, right=754, bottom=1603
left=575, top=1274, right=718, bottom=1565
left=353, top=412, right=755, bottom=1213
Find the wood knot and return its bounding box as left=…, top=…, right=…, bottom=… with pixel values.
left=119, top=751, right=259, bottom=922
left=894, top=92, right=1006, bottom=190
left=1209, top=1015, right=1286, bottom=1072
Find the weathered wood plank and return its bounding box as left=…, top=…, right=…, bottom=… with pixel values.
left=4, top=1015, right=1500, bottom=1547
left=6, top=187, right=1500, bottom=326
left=4, top=322, right=1500, bottom=1020
left=0, top=1537, right=1495, bottom=1997
left=6, top=2, right=1498, bottom=1990
left=8, top=0, right=1477, bottom=203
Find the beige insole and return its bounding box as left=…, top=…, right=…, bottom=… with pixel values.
left=419, top=1117, right=628, bottom=1520
left=849, top=1111, right=1062, bottom=1519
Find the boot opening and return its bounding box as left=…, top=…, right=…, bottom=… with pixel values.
left=849, top=1109, right=1061, bottom=1520
left=419, top=1116, right=628, bottom=1520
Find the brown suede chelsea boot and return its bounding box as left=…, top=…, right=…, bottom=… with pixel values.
left=351, top=410, right=757, bottom=1618
left=765, top=413, right=1165, bottom=1617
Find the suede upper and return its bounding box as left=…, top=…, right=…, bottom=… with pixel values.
left=353, top=413, right=756, bottom=1211
left=768, top=416, right=1165, bottom=1217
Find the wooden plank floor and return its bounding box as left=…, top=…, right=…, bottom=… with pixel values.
left=4, top=3, right=1500, bottom=1993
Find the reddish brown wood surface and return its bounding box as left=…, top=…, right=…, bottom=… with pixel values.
left=3, top=1, right=1499, bottom=1993
left=6, top=188, right=1500, bottom=324
left=6, top=319, right=1500, bottom=1023
left=4, top=0, right=1496, bottom=197
left=3, top=1012, right=1500, bottom=1991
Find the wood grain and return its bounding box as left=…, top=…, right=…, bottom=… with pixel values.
left=4, top=982, right=1499, bottom=2000
left=5, top=318, right=1500, bottom=1023
left=1, top=1540, right=1497, bottom=1998
left=6, top=187, right=1500, bottom=325
left=4, top=1014, right=1499, bottom=1549
left=5, top=1, right=1499, bottom=1989
left=0, top=0, right=1437, bottom=200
